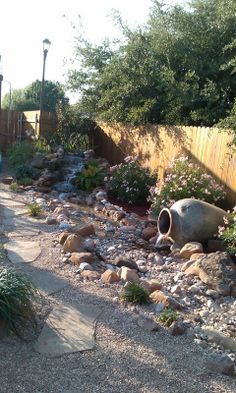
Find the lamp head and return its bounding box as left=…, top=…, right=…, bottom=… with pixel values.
left=43, top=38, right=51, bottom=53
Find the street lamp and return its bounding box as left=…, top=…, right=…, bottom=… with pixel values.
left=39, top=38, right=51, bottom=137
left=0, top=55, right=3, bottom=110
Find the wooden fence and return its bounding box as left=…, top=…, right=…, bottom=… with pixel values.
left=0, top=109, right=57, bottom=153
left=93, top=123, right=236, bottom=206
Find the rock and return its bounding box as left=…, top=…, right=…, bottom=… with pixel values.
left=101, top=269, right=120, bottom=284
left=171, top=284, right=181, bottom=294
left=149, top=235, right=158, bottom=244
left=84, top=238, right=97, bottom=252
left=119, top=225, right=136, bottom=233
left=185, top=252, right=236, bottom=297
left=188, top=285, right=201, bottom=294
left=190, top=253, right=206, bottom=261
left=63, top=234, right=84, bottom=253
left=80, top=270, right=101, bottom=281
left=1, top=176, right=14, bottom=184
left=206, top=289, right=219, bottom=299
left=70, top=252, right=95, bottom=265
left=180, top=242, right=203, bottom=259
left=59, top=222, right=71, bottom=230
left=86, top=195, right=95, bottom=206
left=142, top=279, right=163, bottom=294
left=79, top=263, right=94, bottom=271
left=150, top=290, right=183, bottom=310
left=169, top=320, right=187, bottom=336
left=112, top=257, right=138, bottom=270
left=71, top=224, right=95, bottom=237
left=153, top=254, right=165, bottom=266
left=137, top=316, right=160, bottom=332
left=155, top=303, right=165, bottom=313
left=59, top=232, right=69, bottom=245
left=45, top=216, right=57, bottom=225
left=96, top=191, right=107, bottom=201
left=119, top=267, right=140, bottom=283
left=181, top=260, right=194, bottom=272
left=206, top=353, right=235, bottom=376
left=84, top=149, right=95, bottom=160
left=142, top=226, right=158, bottom=241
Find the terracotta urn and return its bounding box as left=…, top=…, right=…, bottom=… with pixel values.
left=157, top=198, right=226, bottom=246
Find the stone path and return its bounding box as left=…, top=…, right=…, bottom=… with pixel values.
left=0, top=187, right=100, bottom=356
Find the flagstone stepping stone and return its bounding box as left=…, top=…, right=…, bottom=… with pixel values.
left=5, top=239, right=41, bottom=263
left=22, top=267, right=68, bottom=295
left=3, top=207, right=28, bottom=218
left=34, top=303, right=101, bottom=356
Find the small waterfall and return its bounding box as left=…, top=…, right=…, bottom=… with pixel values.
left=54, top=153, right=84, bottom=194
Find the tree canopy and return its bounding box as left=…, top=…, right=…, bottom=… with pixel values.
left=2, top=80, right=68, bottom=112
left=68, top=0, right=236, bottom=128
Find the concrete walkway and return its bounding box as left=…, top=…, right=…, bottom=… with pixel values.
left=0, top=187, right=101, bottom=356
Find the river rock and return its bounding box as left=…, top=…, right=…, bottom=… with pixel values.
left=101, top=269, right=120, bottom=284
left=70, top=252, right=95, bottom=265
left=72, top=224, right=95, bottom=237
left=54, top=207, right=69, bottom=217
left=150, top=290, right=183, bottom=310
left=63, top=234, right=84, bottom=253
left=206, top=353, right=235, bottom=376
left=80, top=270, right=101, bottom=281
left=142, top=226, right=158, bottom=241
left=119, top=267, right=140, bottom=283
left=59, top=232, right=69, bottom=245
left=185, top=251, right=236, bottom=296
left=112, top=256, right=138, bottom=270
left=137, top=316, right=160, bottom=332
left=190, top=253, right=206, bottom=261
left=180, top=242, right=203, bottom=259
left=45, top=216, right=57, bottom=225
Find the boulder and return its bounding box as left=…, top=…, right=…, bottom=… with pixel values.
left=70, top=252, right=95, bottom=265
left=190, top=253, right=206, bottom=261
left=142, top=226, right=158, bottom=241
left=111, top=256, right=138, bottom=270
left=185, top=251, right=236, bottom=296
left=142, top=279, right=163, bottom=294
left=101, top=269, right=120, bottom=284
left=150, top=290, right=183, bottom=310
left=59, top=232, right=69, bottom=245
left=63, top=234, right=84, bottom=253
left=180, top=242, right=203, bottom=259
left=206, top=353, right=235, bottom=376
left=119, top=267, right=140, bottom=283
left=72, top=224, right=95, bottom=237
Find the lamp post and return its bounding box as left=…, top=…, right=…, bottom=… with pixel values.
left=39, top=38, right=51, bottom=137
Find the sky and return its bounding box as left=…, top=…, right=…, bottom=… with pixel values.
left=0, top=0, right=183, bottom=102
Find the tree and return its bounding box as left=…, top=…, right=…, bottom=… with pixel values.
left=67, top=0, right=236, bottom=127
left=2, top=80, right=68, bottom=112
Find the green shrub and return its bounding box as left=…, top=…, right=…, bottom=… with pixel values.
left=34, top=137, right=51, bottom=153
left=150, top=156, right=226, bottom=216
left=28, top=203, right=42, bottom=217
left=159, top=308, right=177, bottom=327
left=0, top=266, right=40, bottom=338
left=106, top=157, right=156, bottom=204
left=18, top=177, right=33, bottom=186
left=15, top=164, right=40, bottom=180
left=121, top=282, right=150, bottom=304
left=75, top=160, right=105, bottom=192
left=218, top=207, right=236, bottom=256
left=8, top=142, right=34, bottom=169
left=9, top=182, right=19, bottom=192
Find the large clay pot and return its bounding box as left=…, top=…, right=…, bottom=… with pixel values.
left=157, top=198, right=226, bottom=246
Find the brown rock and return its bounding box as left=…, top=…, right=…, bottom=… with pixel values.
left=119, top=267, right=140, bottom=283
left=142, top=226, right=158, bottom=241
left=112, top=257, right=138, bottom=270
left=169, top=320, right=187, bottom=336
left=190, top=253, right=206, bottom=261
left=59, top=232, right=69, bottom=245
left=80, top=270, right=101, bottom=281
left=185, top=251, right=236, bottom=296
left=206, top=353, right=235, bottom=376
left=181, top=260, right=195, bottom=272
left=63, top=234, right=84, bottom=253
left=143, top=279, right=163, bottom=294
left=71, top=224, right=95, bottom=237
left=70, top=252, right=95, bottom=265
left=101, top=269, right=120, bottom=284
left=150, top=290, right=183, bottom=310
left=180, top=242, right=203, bottom=259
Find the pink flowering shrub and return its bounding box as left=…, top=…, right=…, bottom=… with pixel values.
left=218, top=207, right=236, bottom=256
left=106, top=157, right=156, bottom=204
left=150, top=156, right=226, bottom=216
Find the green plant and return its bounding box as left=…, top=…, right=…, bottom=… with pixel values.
left=9, top=182, right=19, bottom=192
left=15, top=164, right=40, bottom=180
left=106, top=157, right=156, bottom=204
left=8, top=142, right=34, bottom=169
left=218, top=207, right=236, bottom=256
left=121, top=282, right=150, bottom=305
left=75, top=160, right=105, bottom=192
left=150, top=156, right=226, bottom=216
left=34, top=137, right=51, bottom=153
left=159, top=308, right=177, bottom=327
left=28, top=203, right=42, bottom=217
left=19, top=177, right=33, bottom=186
left=0, top=266, right=40, bottom=339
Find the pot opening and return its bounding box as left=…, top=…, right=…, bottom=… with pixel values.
left=158, top=208, right=171, bottom=235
